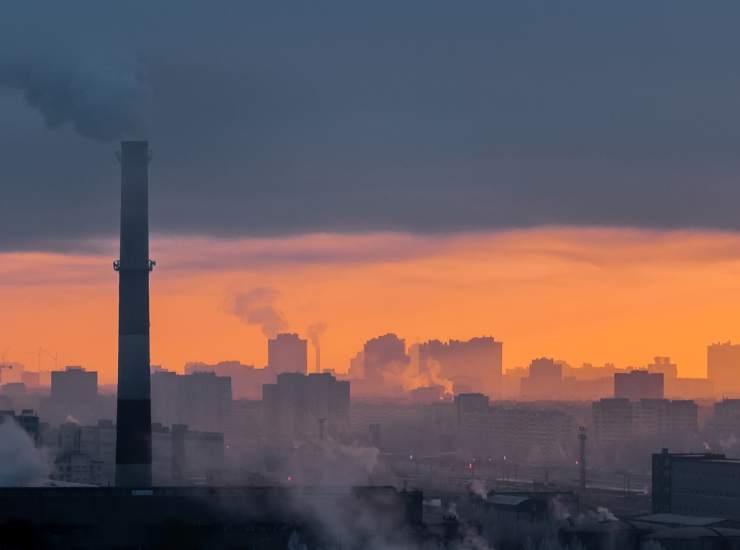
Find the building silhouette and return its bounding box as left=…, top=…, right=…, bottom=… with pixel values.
left=647, top=356, right=678, bottom=381
left=262, top=372, right=349, bottom=441
left=268, top=333, right=308, bottom=376
left=151, top=370, right=232, bottom=433
left=50, top=366, right=98, bottom=423
left=708, top=341, right=740, bottom=396
left=418, top=337, right=502, bottom=396
left=520, top=358, right=563, bottom=399
left=593, top=397, right=697, bottom=446
left=592, top=398, right=633, bottom=446
left=614, top=370, right=664, bottom=400
left=363, top=333, right=408, bottom=383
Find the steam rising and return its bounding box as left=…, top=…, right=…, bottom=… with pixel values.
left=226, top=286, right=288, bottom=338
left=0, top=53, right=149, bottom=142
left=306, top=322, right=327, bottom=350
left=0, top=417, right=48, bottom=486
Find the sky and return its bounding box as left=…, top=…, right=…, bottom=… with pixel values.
left=3, top=2, right=740, bottom=382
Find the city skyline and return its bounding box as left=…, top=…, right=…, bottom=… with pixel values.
left=4, top=3, right=740, bottom=546
left=3, top=227, right=740, bottom=382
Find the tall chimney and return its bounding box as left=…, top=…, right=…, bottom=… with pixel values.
left=114, top=141, right=153, bottom=487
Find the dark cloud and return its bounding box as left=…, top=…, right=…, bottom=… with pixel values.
left=3, top=1, right=740, bottom=251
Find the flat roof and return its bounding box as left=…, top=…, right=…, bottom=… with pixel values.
left=634, top=513, right=726, bottom=527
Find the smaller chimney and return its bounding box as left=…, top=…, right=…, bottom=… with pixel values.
left=315, top=345, right=321, bottom=373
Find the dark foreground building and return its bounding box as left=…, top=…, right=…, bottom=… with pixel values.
left=653, top=449, right=740, bottom=520
left=0, top=486, right=423, bottom=549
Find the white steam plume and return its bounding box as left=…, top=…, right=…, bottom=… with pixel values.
left=0, top=417, right=48, bottom=486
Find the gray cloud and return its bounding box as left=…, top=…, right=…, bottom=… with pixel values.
left=4, top=1, right=740, bottom=251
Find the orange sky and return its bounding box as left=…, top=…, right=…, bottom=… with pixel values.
left=2, top=226, right=740, bottom=384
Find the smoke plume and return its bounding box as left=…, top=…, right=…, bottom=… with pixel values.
left=0, top=52, right=149, bottom=142
left=226, top=286, right=288, bottom=338
left=0, top=417, right=48, bottom=486
left=306, top=322, right=327, bottom=350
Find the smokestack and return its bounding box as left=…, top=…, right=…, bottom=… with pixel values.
left=315, top=345, right=321, bottom=373
left=578, top=426, right=587, bottom=492
left=114, top=141, right=153, bottom=487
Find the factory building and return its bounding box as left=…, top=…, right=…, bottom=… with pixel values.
left=653, top=449, right=740, bottom=520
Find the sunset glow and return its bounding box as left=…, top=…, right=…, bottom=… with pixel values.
left=3, top=227, right=739, bottom=383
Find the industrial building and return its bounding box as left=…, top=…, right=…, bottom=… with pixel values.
left=0, top=486, right=424, bottom=548
left=653, top=449, right=740, bottom=520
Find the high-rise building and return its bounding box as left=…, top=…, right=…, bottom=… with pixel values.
left=185, top=361, right=268, bottom=399
left=633, top=399, right=698, bottom=437
left=520, top=358, right=563, bottom=399
left=268, top=333, right=308, bottom=377
left=455, top=393, right=489, bottom=427
left=710, top=399, right=740, bottom=438
left=418, top=337, right=502, bottom=396
left=178, top=372, right=232, bottom=433
left=262, top=372, right=349, bottom=441
left=614, top=370, right=664, bottom=400
left=592, top=398, right=633, bottom=446
left=151, top=369, right=180, bottom=428
left=363, top=334, right=408, bottom=383
left=151, top=370, right=232, bottom=433
left=647, top=357, right=678, bottom=381
left=490, top=406, right=576, bottom=462
left=51, top=366, right=97, bottom=404
left=50, top=366, right=98, bottom=423
left=708, top=341, right=740, bottom=397
left=455, top=393, right=490, bottom=453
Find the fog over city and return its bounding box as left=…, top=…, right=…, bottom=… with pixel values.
left=4, top=2, right=740, bottom=549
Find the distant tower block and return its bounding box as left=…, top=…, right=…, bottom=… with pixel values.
left=114, top=141, right=153, bottom=487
